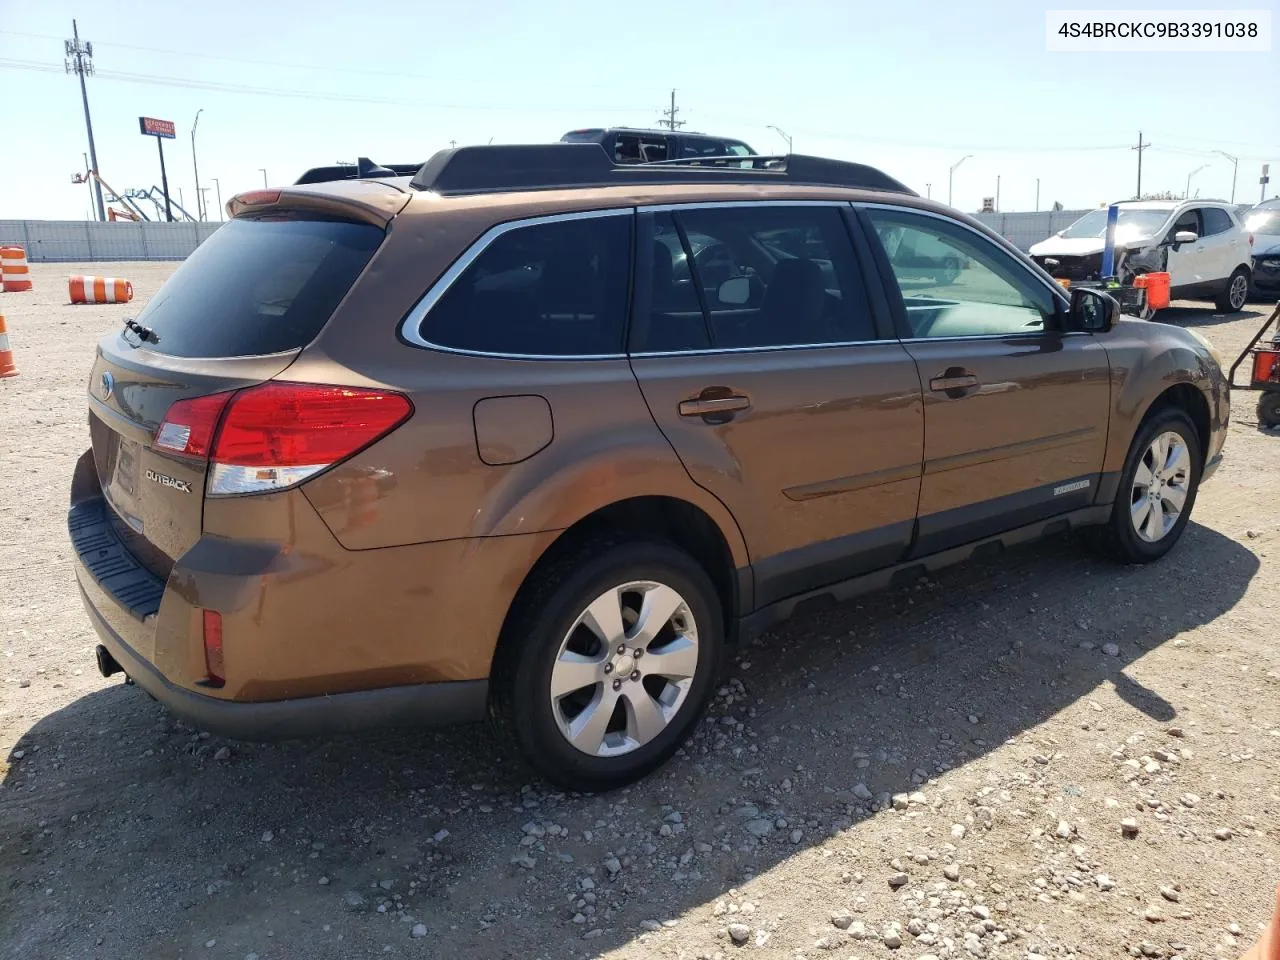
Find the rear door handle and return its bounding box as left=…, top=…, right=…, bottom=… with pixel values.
left=929, top=373, right=979, bottom=392
left=679, top=395, right=751, bottom=417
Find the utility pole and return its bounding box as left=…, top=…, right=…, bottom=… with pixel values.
left=191, top=108, right=204, bottom=220
left=65, top=20, right=105, bottom=222
left=1035, top=178, right=1040, bottom=212
left=1132, top=131, right=1150, bottom=199
left=658, top=89, right=685, bottom=132
left=211, top=178, right=223, bottom=221
left=1214, top=151, right=1238, bottom=203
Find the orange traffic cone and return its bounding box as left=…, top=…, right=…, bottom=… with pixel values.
left=0, top=313, right=18, bottom=378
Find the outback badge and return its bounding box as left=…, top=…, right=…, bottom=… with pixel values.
left=145, top=468, right=192, bottom=493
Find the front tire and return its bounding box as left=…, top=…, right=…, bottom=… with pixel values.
left=1085, top=408, right=1202, bottom=563
left=490, top=539, right=724, bottom=793
left=1215, top=267, right=1250, bottom=313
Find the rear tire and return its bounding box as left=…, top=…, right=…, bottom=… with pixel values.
left=490, top=538, right=724, bottom=793
left=1259, top=392, right=1280, bottom=429
left=1084, top=407, right=1202, bottom=564
left=1215, top=267, right=1250, bottom=313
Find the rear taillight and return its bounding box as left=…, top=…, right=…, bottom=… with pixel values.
left=202, top=609, right=225, bottom=687
left=154, top=391, right=235, bottom=458
left=153, top=382, right=412, bottom=497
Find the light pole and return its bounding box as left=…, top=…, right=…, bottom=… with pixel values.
left=258, top=168, right=268, bottom=187
left=1185, top=164, right=1208, bottom=199
left=191, top=108, right=204, bottom=220
left=1035, top=178, right=1040, bottom=212
left=948, top=154, right=973, bottom=207
left=925, top=183, right=931, bottom=199
left=766, top=125, right=793, bottom=154
left=1214, top=151, right=1239, bottom=203
left=211, top=178, right=223, bottom=221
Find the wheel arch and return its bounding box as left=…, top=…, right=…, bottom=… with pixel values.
left=1136, top=382, right=1212, bottom=468
left=490, top=495, right=747, bottom=678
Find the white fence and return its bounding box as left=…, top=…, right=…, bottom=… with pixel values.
left=0, top=220, right=222, bottom=262
left=1, top=210, right=1093, bottom=263
left=973, top=210, right=1091, bottom=252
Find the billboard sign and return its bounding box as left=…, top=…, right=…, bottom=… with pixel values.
left=138, top=116, right=176, bottom=139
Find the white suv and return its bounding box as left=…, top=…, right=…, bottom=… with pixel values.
left=1029, top=200, right=1253, bottom=312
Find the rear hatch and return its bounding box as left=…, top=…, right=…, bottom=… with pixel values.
left=87, top=213, right=389, bottom=579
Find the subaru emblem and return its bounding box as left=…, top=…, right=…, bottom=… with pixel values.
left=100, top=371, right=114, bottom=400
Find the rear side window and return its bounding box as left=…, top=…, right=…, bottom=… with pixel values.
left=419, top=213, right=632, bottom=356
left=131, top=218, right=382, bottom=358
left=661, top=205, right=876, bottom=350
left=1200, top=207, right=1234, bottom=236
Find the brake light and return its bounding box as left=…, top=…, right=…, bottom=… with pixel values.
left=154, top=382, right=412, bottom=496
left=235, top=189, right=280, bottom=206
left=202, top=609, right=225, bottom=686
left=208, top=382, right=412, bottom=496
left=154, top=391, right=235, bottom=458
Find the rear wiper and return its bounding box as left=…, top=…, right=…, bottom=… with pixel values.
left=123, top=318, right=159, bottom=345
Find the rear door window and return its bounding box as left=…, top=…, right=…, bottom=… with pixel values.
left=1200, top=207, right=1234, bottom=236
left=418, top=213, right=633, bottom=356
left=129, top=217, right=383, bottom=358
left=654, top=205, right=876, bottom=350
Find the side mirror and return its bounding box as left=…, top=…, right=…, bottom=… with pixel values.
left=1172, top=230, right=1198, bottom=246
left=717, top=276, right=751, bottom=306
left=1070, top=287, right=1119, bottom=332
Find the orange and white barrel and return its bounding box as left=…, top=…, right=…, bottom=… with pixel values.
left=68, top=275, right=134, bottom=304
left=0, top=246, right=32, bottom=292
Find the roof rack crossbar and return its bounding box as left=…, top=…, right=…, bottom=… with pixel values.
left=409, top=144, right=915, bottom=197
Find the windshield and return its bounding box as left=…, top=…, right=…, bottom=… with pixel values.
left=1245, top=209, right=1280, bottom=236
left=1059, top=208, right=1171, bottom=242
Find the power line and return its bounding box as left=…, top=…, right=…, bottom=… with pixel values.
left=0, top=57, right=654, bottom=113
left=0, top=28, right=664, bottom=96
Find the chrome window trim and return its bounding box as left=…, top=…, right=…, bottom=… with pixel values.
left=855, top=201, right=1073, bottom=308
left=398, top=207, right=634, bottom=357
left=639, top=199, right=854, bottom=213
left=631, top=338, right=886, bottom=359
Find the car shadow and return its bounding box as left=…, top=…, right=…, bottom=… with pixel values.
left=0, top=523, right=1260, bottom=959
left=1157, top=302, right=1271, bottom=328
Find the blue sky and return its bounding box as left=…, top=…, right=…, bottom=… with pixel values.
left=2, top=0, right=1277, bottom=221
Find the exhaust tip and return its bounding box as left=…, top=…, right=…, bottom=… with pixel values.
left=95, top=644, right=123, bottom=678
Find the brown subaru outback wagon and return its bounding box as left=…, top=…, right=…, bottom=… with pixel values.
left=71, top=145, right=1228, bottom=791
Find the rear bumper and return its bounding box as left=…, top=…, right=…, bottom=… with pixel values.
left=68, top=445, right=554, bottom=740
left=80, top=585, right=487, bottom=739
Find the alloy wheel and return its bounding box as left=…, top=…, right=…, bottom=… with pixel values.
left=1130, top=430, right=1191, bottom=542
left=549, top=581, right=699, bottom=757
left=1229, top=273, right=1248, bottom=310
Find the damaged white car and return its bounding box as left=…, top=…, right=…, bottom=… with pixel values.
left=1030, top=200, right=1253, bottom=312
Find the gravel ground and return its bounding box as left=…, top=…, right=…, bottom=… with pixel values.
left=1, top=262, right=1278, bottom=960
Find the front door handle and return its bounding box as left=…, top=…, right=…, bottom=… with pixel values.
left=679, top=395, right=751, bottom=417
left=929, top=372, right=979, bottom=393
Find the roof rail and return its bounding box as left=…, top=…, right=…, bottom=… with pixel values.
left=409, top=144, right=915, bottom=197
left=294, top=159, right=423, bottom=185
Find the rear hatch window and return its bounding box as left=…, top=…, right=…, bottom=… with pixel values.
left=129, top=217, right=383, bottom=358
